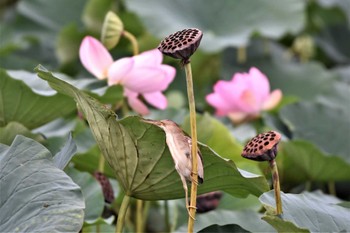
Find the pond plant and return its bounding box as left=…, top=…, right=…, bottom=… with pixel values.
left=1, top=1, right=350, bottom=233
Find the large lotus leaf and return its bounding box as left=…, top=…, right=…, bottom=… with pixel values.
left=278, top=140, right=350, bottom=184
left=260, top=190, right=350, bottom=232
left=0, top=121, right=45, bottom=145
left=0, top=69, right=76, bottom=129
left=126, top=0, right=305, bottom=52
left=17, top=0, right=85, bottom=31
left=280, top=101, right=350, bottom=162
left=35, top=65, right=269, bottom=200
left=0, top=135, right=84, bottom=232
left=175, top=209, right=275, bottom=233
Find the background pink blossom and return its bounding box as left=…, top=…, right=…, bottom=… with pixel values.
left=206, top=67, right=282, bottom=122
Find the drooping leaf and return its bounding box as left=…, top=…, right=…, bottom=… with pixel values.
left=278, top=140, right=350, bottom=184
left=0, top=69, right=76, bottom=129
left=260, top=190, right=350, bottom=232
left=0, top=135, right=84, bottom=232
left=126, top=0, right=306, bottom=52
left=53, top=133, right=77, bottom=169
left=35, top=65, right=269, bottom=200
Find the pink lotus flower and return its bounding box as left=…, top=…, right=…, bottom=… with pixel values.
left=206, top=67, right=282, bottom=123
left=79, top=36, right=176, bottom=115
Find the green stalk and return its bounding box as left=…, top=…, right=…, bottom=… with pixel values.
left=142, top=201, right=151, bottom=231
left=328, top=181, right=336, bottom=196
left=123, top=30, right=139, bottom=55
left=115, top=194, right=131, bottom=233
left=164, top=200, right=171, bottom=232
left=184, top=63, right=198, bottom=233
left=98, top=154, right=105, bottom=173
left=136, top=199, right=143, bottom=233
left=269, top=159, right=282, bottom=215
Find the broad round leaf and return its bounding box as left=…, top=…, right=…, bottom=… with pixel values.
left=280, top=101, right=350, bottom=162
left=126, top=0, right=306, bottom=52
left=176, top=209, right=274, bottom=233
left=0, top=135, right=84, bottom=232
left=260, top=190, right=350, bottom=232
left=0, top=69, right=76, bottom=129
left=278, top=140, right=350, bottom=184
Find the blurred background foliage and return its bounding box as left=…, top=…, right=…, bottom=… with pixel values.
left=1, top=0, right=350, bottom=232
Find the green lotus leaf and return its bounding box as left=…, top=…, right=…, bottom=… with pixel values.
left=35, top=64, right=269, bottom=200
left=0, top=135, right=84, bottom=232
left=260, top=190, right=350, bottom=232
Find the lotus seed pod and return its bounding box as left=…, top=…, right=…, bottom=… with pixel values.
left=158, top=28, right=203, bottom=65
left=101, top=11, right=124, bottom=50
left=241, top=131, right=281, bottom=161
left=94, top=171, right=115, bottom=203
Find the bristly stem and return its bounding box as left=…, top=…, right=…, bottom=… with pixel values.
left=184, top=62, right=198, bottom=232
left=123, top=30, right=139, bottom=55
left=269, top=159, right=283, bottom=215
left=115, top=194, right=131, bottom=233
left=136, top=199, right=143, bottom=233
left=98, top=154, right=105, bottom=173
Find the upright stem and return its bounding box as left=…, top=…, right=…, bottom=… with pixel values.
left=116, top=195, right=131, bottom=233
left=237, top=46, right=247, bottom=64
left=269, top=159, right=283, bottom=215
left=328, top=181, right=336, bottom=196
left=184, top=63, right=198, bottom=233
left=98, top=154, right=105, bottom=173
left=123, top=30, right=139, bottom=55
left=136, top=199, right=143, bottom=233
left=164, top=200, right=171, bottom=232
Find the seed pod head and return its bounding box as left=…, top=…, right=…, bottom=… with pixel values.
left=94, top=171, right=115, bottom=203
left=101, top=11, right=124, bottom=50
left=158, top=28, right=203, bottom=65
left=241, top=131, right=281, bottom=161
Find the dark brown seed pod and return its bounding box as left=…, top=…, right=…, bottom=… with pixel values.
left=94, top=171, right=115, bottom=203
left=241, top=131, right=281, bottom=161
left=158, top=28, right=203, bottom=65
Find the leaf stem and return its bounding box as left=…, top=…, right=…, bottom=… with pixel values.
left=136, top=199, right=143, bottom=233
left=328, top=181, right=336, bottom=196
left=98, top=154, right=105, bottom=173
left=164, top=200, right=171, bottom=232
left=269, top=159, right=282, bottom=215
left=123, top=30, right=139, bottom=55
left=184, top=62, right=198, bottom=233
left=115, top=194, right=131, bottom=233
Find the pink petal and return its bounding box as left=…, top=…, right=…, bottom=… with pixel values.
left=79, top=36, right=113, bottom=79
left=214, top=79, right=254, bottom=113
left=228, top=112, right=250, bottom=124
left=206, top=92, right=234, bottom=116
left=246, top=67, right=270, bottom=103
left=133, top=49, right=163, bottom=67
left=108, top=57, right=134, bottom=86
left=262, top=89, right=283, bottom=111
left=239, top=90, right=259, bottom=113
left=123, top=67, right=174, bottom=93
left=124, top=89, right=149, bottom=115
left=143, top=92, right=167, bottom=109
